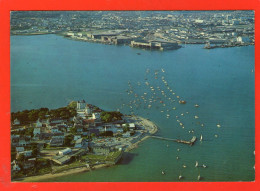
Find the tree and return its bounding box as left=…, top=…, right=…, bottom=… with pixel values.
left=123, top=123, right=130, bottom=132
left=100, top=111, right=123, bottom=123
left=69, top=126, right=77, bottom=134
left=64, top=134, right=74, bottom=146
left=31, top=143, right=39, bottom=157
left=67, top=101, right=77, bottom=109
left=17, top=153, right=25, bottom=162
left=24, top=127, right=34, bottom=137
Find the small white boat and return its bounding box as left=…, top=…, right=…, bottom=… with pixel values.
left=200, top=135, right=203, bottom=141
left=195, top=161, right=198, bottom=167
left=217, top=124, right=221, bottom=128
left=179, top=175, right=183, bottom=180
left=176, top=156, right=179, bottom=160
left=194, top=116, right=199, bottom=119
left=198, top=174, right=201, bottom=180
left=194, top=104, right=199, bottom=107
left=162, top=171, right=165, bottom=175
left=202, top=164, right=207, bottom=168
left=183, top=164, right=187, bottom=168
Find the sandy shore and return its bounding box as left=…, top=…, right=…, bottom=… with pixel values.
left=15, top=115, right=158, bottom=182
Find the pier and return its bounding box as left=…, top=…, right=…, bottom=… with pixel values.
left=150, top=136, right=197, bottom=146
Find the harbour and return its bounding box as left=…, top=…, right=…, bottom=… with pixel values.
left=11, top=34, right=255, bottom=182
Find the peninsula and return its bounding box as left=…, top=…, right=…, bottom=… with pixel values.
left=10, top=100, right=158, bottom=182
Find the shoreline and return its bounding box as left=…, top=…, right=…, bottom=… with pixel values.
left=10, top=33, right=255, bottom=50
left=14, top=115, right=158, bottom=182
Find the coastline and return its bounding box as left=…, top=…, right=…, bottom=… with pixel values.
left=14, top=115, right=158, bottom=182
left=10, top=33, right=255, bottom=50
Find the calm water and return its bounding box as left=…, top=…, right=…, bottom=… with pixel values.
left=11, top=34, right=255, bottom=181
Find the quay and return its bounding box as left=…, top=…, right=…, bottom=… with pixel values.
left=150, top=136, right=197, bottom=146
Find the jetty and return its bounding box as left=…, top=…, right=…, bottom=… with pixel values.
left=150, top=136, right=197, bottom=146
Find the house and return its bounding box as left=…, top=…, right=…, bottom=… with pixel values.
left=23, top=158, right=36, bottom=169
left=51, top=127, right=61, bottom=134
left=74, top=138, right=87, bottom=148
left=16, top=150, right=32, bottom=159
left=18, top=138, right=28, bottom=147
left=50, top=136, right=64, bottom=147
left=33, top=127, right=41, bottom=136
left=237, top=36, right=251, bottom=43
left=74, top=135, right=81, bottom=141
left=13, top=118, right=20, bottom=125
left=49, top=118, right=65, bottom=126
left=58, top=148, right=72, bottom=156
left=129, top=123, right=136, bottom=130
left=88, top=128, right=100, bottom=136
left=84, top=119, right=96, bottom=127
left=36, top=119, right=43, bottom=128
left=39, top=132, right=52, bottom=140
left=92, top=113, right=101, bottom=120
left=52, top=155, right=71, bottom=165
left=92, top=146, right=110, bottom=155
left=15, top=147, right=24, bottom=152
left=11, top=160, right=21, bottom=171
left=72, top=116, right=82, bottom=124
left=122, top=132, right=131, bottom=138
left=77, top=100, right=86, bottom=110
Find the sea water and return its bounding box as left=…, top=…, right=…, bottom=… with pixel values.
left=11, top=34, right=255, bottom=181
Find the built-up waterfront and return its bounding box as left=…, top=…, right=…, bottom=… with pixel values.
left=11, top=11, right=254, bottom=50
left=11, top=100, right=160, bottom=181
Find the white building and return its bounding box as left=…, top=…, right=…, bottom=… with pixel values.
left=18, top=150, right=32, bottom=158
left=77, top=100, right=86, bottom=110
left=237, top=36, right=251, bottom=43
left=33, top=128, right=41, bottom=136
left=74, top=135, right=82, bottom=141
left=92, top=112, right=101, bottom=120
left=13, top=118, right=20, bottom=125
left=58, top=148, right=72, bottom=156
left=36, top=119, right=43, bottom=128
left=12, top=161, right=21, bottom=171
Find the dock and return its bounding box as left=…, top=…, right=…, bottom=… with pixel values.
left=150, top=136, right=197, bottom=146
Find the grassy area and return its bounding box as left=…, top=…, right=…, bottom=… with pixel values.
left=44, top=146, right=67, bottom=150
left=81, top=151, right=122, bottom=164
left=53, top=161, right=85, bottom=173
left=37, top=166, right=52, bottom=175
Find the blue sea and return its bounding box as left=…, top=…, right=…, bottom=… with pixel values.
left=11, top=34, right=255, bottom=181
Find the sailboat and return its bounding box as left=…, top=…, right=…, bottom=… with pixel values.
left=179, top=174, right=183, bottom=180
left=200, top=135, right=203, bottom=141
left=195, top=161, right=199, bottom=167
left=198, top=174, right=201, bottom=181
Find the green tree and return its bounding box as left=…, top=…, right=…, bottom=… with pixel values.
left=67, top=101, right=77, bottom=109
left=31, top=143, right=39, bottom=157
left=64, top=134, right=74, bottom=146
left=123, top=124, right=130, bottom=132
left=17, top=153, right=25, bottom=162
left=69, top=126, right=77, bottom=134
left=24, top=127, right=34, bottom=137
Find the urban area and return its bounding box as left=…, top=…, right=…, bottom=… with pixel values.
left=11, top=11, right=254, bottom=50
left=11, top=100, right=157, bottom=181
